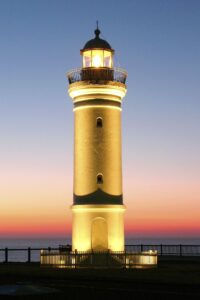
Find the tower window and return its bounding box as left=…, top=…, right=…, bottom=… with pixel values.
left=97, top=174, right=103, bottom=184
left=96, top=117, right=103, bottom=128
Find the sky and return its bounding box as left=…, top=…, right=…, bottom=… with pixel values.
left=0, top=0, right=200, bottom=240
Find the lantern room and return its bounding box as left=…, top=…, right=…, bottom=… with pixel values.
left=80, top=27, right=114, bottom=69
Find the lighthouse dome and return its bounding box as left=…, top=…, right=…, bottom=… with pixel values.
left=81, top=28, right=114, bottom=52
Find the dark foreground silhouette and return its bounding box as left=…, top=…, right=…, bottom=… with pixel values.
left=0, top=258, right=200, bottom=299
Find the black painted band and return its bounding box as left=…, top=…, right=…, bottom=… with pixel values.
left=73, top=189, right=123, bottom=205
left=74, top=99, right=121, bottom=109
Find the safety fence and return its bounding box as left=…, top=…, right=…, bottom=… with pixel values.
left=125, top=244, right=200, bottom=256
left=0, top=245, right=200, bottom=263
left=40, top=250, right=157, bottom=268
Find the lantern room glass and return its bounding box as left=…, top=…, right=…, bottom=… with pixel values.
left=103, top=50, right=112, bottom=68
left=82, top=50, right=113, bottom=68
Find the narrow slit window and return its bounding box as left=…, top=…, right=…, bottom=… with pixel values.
left=96, top=117, right=103, bottom=128
left=97, top=174, right=103, bottom=184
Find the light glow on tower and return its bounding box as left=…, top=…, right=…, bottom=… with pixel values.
left=68, top=26, right=127, bottom=252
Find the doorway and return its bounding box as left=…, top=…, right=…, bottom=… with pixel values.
left=91, top=218, right=108, bottom=251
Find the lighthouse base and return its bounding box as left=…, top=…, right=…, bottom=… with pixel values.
left=71, top=204, right=126, bottom=252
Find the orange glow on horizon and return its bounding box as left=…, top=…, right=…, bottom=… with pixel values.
left=1, top=163, right=200, bottom=239
left=1, top=215, right=199, bottom=238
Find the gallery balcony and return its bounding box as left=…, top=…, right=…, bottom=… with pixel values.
left=67, top=67, right=127, bottom=85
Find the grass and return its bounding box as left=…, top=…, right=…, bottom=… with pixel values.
left=0, top=260, right=200, bottom=284
left=0, top=258, right=200, bottom=299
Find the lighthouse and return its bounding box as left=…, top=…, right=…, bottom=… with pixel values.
left=40, top=26, right=157, bottom=269
left=67, top=26, right=127, bottom=252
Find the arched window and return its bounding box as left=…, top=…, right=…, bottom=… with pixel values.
left=97, top=173, right=103, bottom=184
left=96, top=117, right=103, bottom=128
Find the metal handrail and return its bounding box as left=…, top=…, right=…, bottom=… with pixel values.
left=1, top=245, right=200, bottom=263
left=67, top=67, right=127, bottom=84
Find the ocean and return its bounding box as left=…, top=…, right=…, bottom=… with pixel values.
left=0, top=237, right=199, bottom=262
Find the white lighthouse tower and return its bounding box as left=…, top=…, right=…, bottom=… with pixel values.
left=67, top=26, right=127, bottom=252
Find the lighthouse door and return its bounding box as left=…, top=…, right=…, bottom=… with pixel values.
left=91, top=218, right=108, bottom=251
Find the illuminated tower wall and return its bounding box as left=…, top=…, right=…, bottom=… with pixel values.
left=67, top=28, right=127, bottom=251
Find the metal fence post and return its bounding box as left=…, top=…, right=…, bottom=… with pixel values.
left=75, top=249, right=77, bottom=268
left=108, top=249, right=110, bottom=268
left=180, top=244, right=182, bottom=257
left=141, top=244, right=143, bottom=252
left=160, top=244, right=163, bottom=256
left=5, top=248, right=8, bottom=263
left=91, top=249, right=93, bottom=266
left=27, top=247, right=31, bottom=263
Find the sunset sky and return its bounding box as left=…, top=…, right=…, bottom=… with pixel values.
left=0, top=0, right=200, bottom=239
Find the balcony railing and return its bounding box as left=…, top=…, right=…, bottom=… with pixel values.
left=67, top=67, right=127, bottom=85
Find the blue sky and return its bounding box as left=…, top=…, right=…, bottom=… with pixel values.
left=0, top=0, right=200, bottom=237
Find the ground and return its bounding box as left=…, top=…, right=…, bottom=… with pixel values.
left=0, top=258, right=200, bottom=299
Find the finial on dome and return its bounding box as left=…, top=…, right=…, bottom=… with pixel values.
left=81, top=23, right=113, bottom=52
left=94, top=21, right=100, bottom=38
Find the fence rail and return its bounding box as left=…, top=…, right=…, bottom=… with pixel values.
left=125, top=244, right=200, bottom=256
left=0, top=245, right=200, bottom=263
left=67, top=67, right=127, bottom=84
left=40, top=250, right=157, bottom=268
